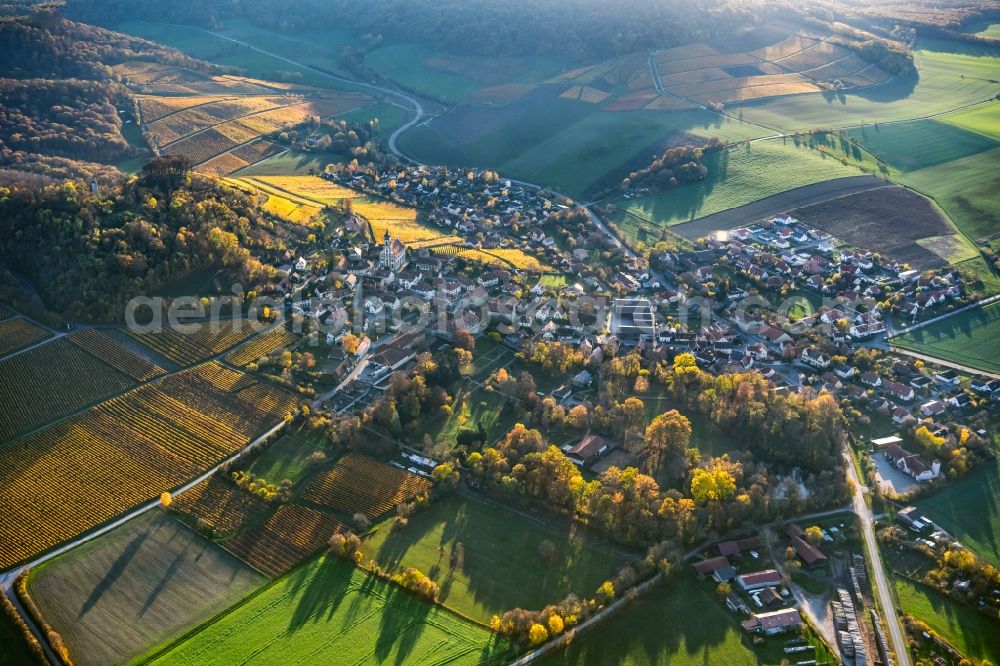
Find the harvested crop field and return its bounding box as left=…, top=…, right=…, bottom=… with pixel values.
left=146, top=556, right=507, bottom=666
left=788, top=185, right=964, bottom=268
left=28, top=512, right=265, bottom=666
left=668, top=175, right=885, bottom=240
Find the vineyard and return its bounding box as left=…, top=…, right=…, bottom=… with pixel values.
left=300, top=453, right=432, bottom=520
left=171, top=476, right=271, bottom=534
left=221, top=504, right=344, bottom=576
left=0, top=362, right=299, bottom=569
left=0, top=337, right=141, bottom=443
left=199, top=139, right=283, bottom=176
left=67, top=329, right=166, bottom=381
left=224, top=327, right=296, bottom=366
left=0, top=303, right=15, bottom=320
left=251, top=175, right=362, bottom=205
left=0, top=318, right=51, bottom=357
left=126, top=322, right=259, bottom=366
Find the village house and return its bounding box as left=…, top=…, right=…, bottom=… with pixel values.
left=736, top=570, right=782, bottom=591
left=880, top=442, right=941, bottom=482
left=565, top=434, right=615, bottom=468
left=741, top=608, right=802, bottom=635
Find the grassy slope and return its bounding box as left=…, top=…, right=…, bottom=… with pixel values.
left=365, top=43, right=572, bottom=104
left=362, top=494, right=623, bottom=623
left=938, top=99, right=1000, bottom=142
left=399, top=104, right=768, bottom=197
left=27, top=512, right=265, bottom=666
left=0, top=614, right=36, bottom=666
left=113, top=20, right=358, bottom=91
left=146, top=556, right=507, bottom=666
left=891, top=301, right=1000, bottom=373
left=914, top=456, right=1000, bottom=567
left=734, top=45, right=1000, bottom=132
left=610, top=138, right=861, bottom=243
left=243, top=426, right=326, bottom=485
left=539, top=575, right=789, bottom=666
left=845, top=118, right=998, bottom=171
left=895, top=577, right=1000, bottom=663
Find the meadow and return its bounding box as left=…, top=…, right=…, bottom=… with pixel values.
left=366, top=43, right=572, bottom=104
left=915, top=456, right=1000, bottom=567
left=894, top=577, right=1000, bottom=664
left=363, top=494, right=623, bottom=623
left=938, top=99, right=1000, bottom=142
left=28, top=512, right=265, bottom=666
left=145, top=556, right=508, bottom=666
left=609, top=138, right=861, bottom=247
left=896, top=145, right=1000, bottom=242
left=890, top=301, right=1000, bottom=374
left=846, top=118, right=999, bottom=172
left=399, top=103, right=769, bottom=198
left=241, top=426, right=327, bottom=485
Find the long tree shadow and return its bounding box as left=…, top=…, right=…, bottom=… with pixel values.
left=78, top=526, right=151, bottom=617
left=138, top=541, right=191, bottom=617
left=373, top=581, right=432, bottom=666
left=287, top=557, right=353, bottom=632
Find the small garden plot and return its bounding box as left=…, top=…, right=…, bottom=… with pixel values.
left=27, top=512, right=265, bottom=666
left=299, top=453, right=433, bottom=520
left=241, top=430, right=326, bottom=486
left=363, top=494, right=623, bottom=623
left=221, top=503, right=344, bottom=577
left=145, top=556, right=506, bottom=666
left=172, top=476, right=271, bottom=535
left=0, top=317, right=50, bottom=356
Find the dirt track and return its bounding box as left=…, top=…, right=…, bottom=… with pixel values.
left=670, top=175, right=886, bottom=239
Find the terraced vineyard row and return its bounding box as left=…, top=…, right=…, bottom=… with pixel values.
left=67, top=329, right=166, bottom=381
left=172, top=476, right=271, bottom=534
left=300, top=453, right=432, bottom=520
left=0, top=337, right=139, bottom=444
left=126, top=323, right=258, bottom=366
left=0, top=362, right=299, bottom=569
left=0, top=303, right=15, bottom=320
left=0, top=317, right=51, bottom=357
left=225, top=328, right=296, bottom=366
left=221, top=504, right=344, bottom=577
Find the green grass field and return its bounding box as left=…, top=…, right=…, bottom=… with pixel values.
left=365, top=44, right=571, bottom=103
left=938, top=100, right=1000, bottom=142
left=891, top=301, right=1000, bottom=373
left=898, top=144, right=1000, bottom=241
left=915, top=457, right=1000, bottom=567
left=974, top=23, right=1000, bottom=40
left=734, top=45, right=1000, bottom=132
left=0, top=614, right=36, bottom=666
left=362, top=494, right=623, bottom=623
left=406, top=386, right=519, bottom=451
left=847, top=118, right=999, bottom=171
left=609, top=139, right=860, bottom=245
left=895, top=577, right=1000, bottom=663
left=539, top=575, right=796, bottom=666
left=243, top=426, right=327, bottom=484
left=638, top=393, right=740, bottom=457
left=28, top=512, right=266, bottom=666
left=146, top=555, right=508, bottom=666
left=399, top=104, right=768, bottom=197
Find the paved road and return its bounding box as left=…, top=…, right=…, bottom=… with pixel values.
left=843, top=447, right=911, bottom=666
